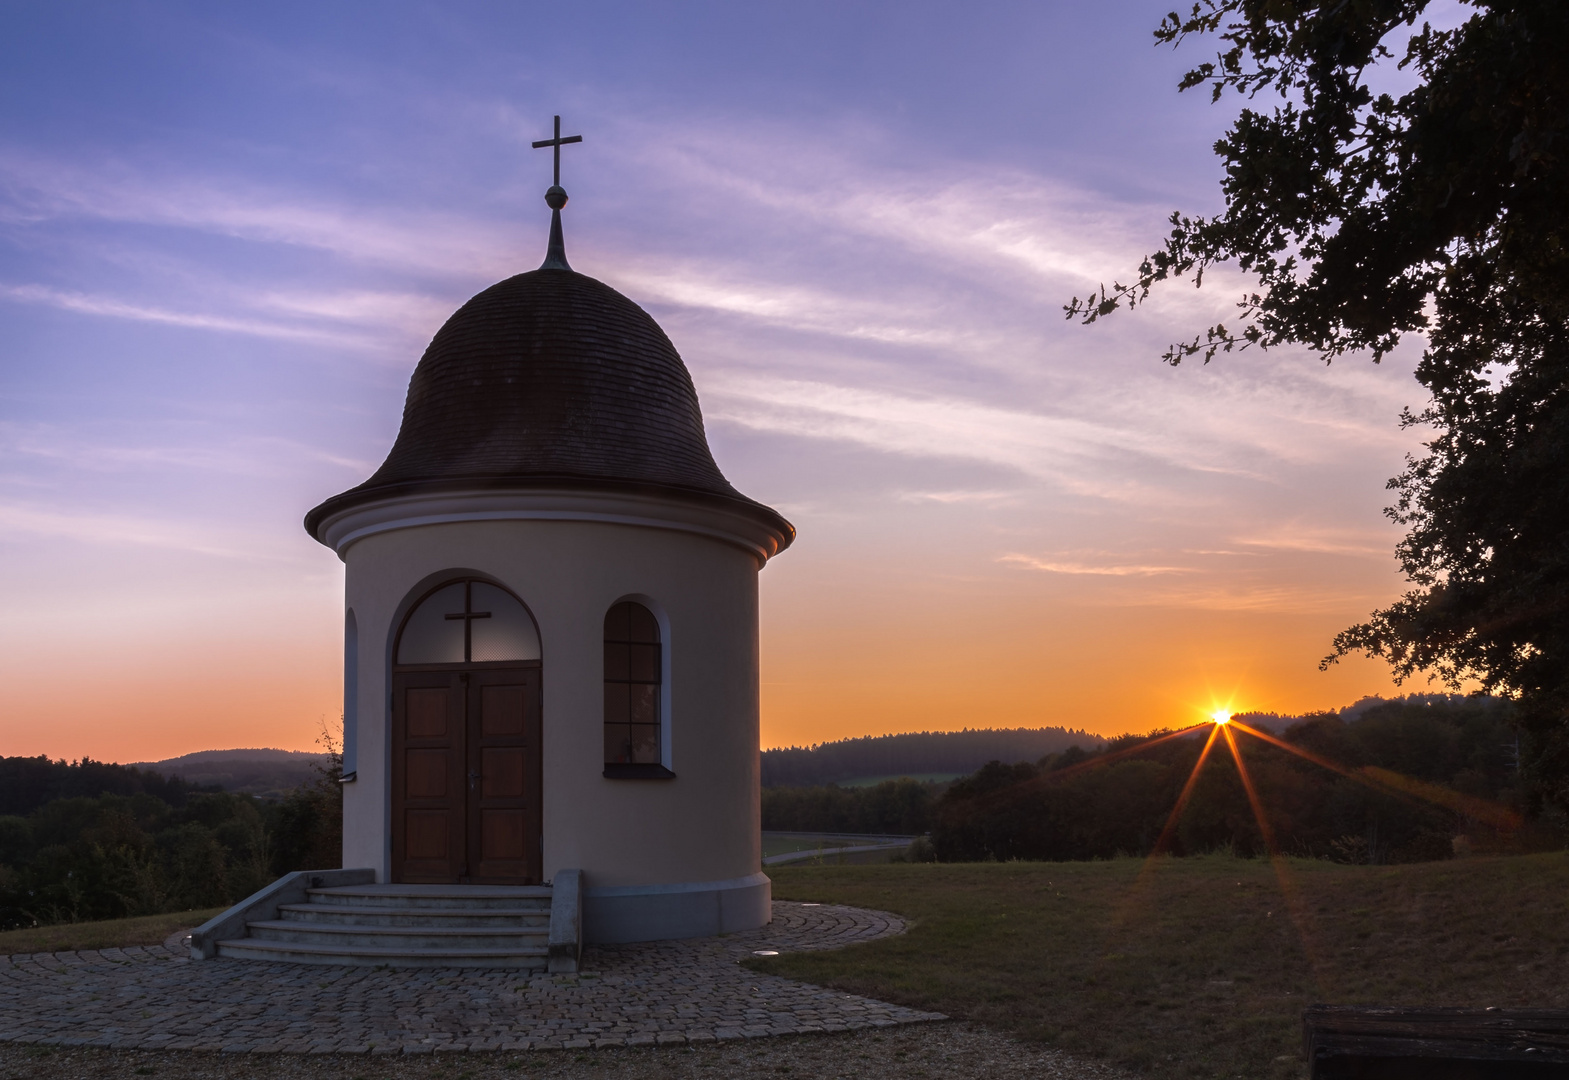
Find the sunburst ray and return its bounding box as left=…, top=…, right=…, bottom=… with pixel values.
left=1221, top=723, right=1331, bottom=990
left=1229, top=720, right=1520, bottom=830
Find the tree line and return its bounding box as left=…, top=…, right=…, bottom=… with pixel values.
left=0, top=755, right=214, bottom=817
left=761, top=726, right=1105, bottom=788
left=0, top=755, right=342, bottom=931
left=762, top=778, right=938, bottom=835
left=763, top=698, right=1565, bottom=864
left=932, top=699, right=1554, bottom=863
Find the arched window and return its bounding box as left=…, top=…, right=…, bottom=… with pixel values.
left=397, top=580, right=540, bottom=665
left=603, top=601, right=672, bottom=779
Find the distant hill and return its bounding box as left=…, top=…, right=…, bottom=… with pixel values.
left=128, top=748, right=330, bottom=799
left=762, top=727, right=1106, bottom=788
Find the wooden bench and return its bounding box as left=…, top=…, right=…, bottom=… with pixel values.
left=1304, top=1005, right=1569, bottom=1078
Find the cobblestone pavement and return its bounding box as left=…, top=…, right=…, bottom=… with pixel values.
left=0, top=902, right=944, bottom=1054
left=0, top=1022, right=1140, bottom=1080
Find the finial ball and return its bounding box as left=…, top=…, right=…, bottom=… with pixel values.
left=545, top=185, right=569, bottom=210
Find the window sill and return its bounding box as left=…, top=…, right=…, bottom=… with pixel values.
left=603, top=764, right=676, bottom=780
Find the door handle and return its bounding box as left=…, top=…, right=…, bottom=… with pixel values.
left=468, top=770, right=480, bottom=791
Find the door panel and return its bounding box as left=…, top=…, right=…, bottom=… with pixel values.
left=468, top=667, right=541, bottom=884
left=404, top=749, right=450, bottom=797
left=391, top=672, right=466, bottom=883
left=405, top=688, right=449, bottom=737
left=482, top=747, right=526, bottom=797
left=480, top=684, right=526, bottom=735
left=481, top=809, right=526, bottom=859
left=392, top=664, right=541, bottom=885
left=404, top=809, right=451, bottom=860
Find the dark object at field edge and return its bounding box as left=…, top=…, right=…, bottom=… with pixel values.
left=1305, top=1004, right=1569, bottom=1078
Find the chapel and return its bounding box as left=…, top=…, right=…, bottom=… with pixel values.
left=260, top=118, right=792, bottom=958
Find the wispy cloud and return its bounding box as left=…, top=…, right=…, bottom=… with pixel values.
left=899, top=489, right=1019, bottom=505
left=0, top=150, right=519, bottom=279
left=705, top=373, right=1276, bottom=499
left=0, top=283, right=372, bottom=346
left=0, top=423, right=373, bottom=478
left=1000, top=553, right=1195, bottom=576
left=254, top=289, right=455, bottom=339
left=640, top=126, right=1155, bottom=290
left=1234, top=525, right=1396, bottom=557
left=618, top=265, right=1000, bottom=352
left=1139, top=582, right=1389, bottom=615
left=0, top=501, right=287, bottom=561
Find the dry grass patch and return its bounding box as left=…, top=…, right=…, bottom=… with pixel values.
left=755, top=853, right=1569, bottom=1078
left=0, top=908, right=223, bottom=955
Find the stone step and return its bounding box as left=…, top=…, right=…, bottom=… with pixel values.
left=277, top=903, right=550, bottom=928
left=248, top=920, right=549, bottom=950
left=306, top=884, right=552, bottom=910
left=215, top=937, right=549, bottom=969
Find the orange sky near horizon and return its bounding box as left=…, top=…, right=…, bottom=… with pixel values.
left=0, top=588, right=1408, bottom=765
left=0, top=483, right=1414, bottom=765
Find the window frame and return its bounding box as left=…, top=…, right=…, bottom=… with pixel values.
left=602, top=596, right=674, bottom=780
left=392, top=577, right=541, bottom=669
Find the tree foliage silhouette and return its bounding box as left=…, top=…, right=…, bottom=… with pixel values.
left=1068, top=1, right=1569, bottom=808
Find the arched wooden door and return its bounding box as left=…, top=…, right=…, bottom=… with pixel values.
left=390, top=579, right=542, bottom=885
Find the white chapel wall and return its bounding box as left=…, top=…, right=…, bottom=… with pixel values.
left=339, top=515, right=765, bottom=891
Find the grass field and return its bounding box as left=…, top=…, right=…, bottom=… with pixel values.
left=0, top=907, right=224, bottom=955
left=757, top=853, right=1569, bottom=1079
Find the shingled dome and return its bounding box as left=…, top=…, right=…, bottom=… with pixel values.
left=305, top=267, right=793, bottom=544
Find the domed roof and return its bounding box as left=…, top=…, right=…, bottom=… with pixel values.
left=304, top=265, right=793, bottom=545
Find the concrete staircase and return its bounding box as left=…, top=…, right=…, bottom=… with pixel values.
left=214, top=883, right=552, bottom=968
left=190, top=870, right=583, bottom=971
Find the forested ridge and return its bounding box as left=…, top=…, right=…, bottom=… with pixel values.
left=128, top=749, right=331, bottom=799
left=761, top=726, right=1104, bottom=787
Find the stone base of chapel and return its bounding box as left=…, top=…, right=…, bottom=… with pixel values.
left=582, top=871, right=771, bottom=944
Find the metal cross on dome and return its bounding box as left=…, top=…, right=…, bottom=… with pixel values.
left=532, top=115, right=582, bottom=188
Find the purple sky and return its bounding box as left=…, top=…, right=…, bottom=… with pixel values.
left=0, top=1, right=1445, bottom=759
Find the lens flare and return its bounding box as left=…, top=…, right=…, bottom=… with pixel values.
left=1219, top=724, right=1331, bottom=988
left=1153, top=722, right=1224, bottom=854
left=1100, top=705, right=1520, bottom=998
left=1227, top=720, right=1522, bottom=830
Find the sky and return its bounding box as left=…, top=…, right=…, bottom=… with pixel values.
left=0, top=1, right=1444, bottom=762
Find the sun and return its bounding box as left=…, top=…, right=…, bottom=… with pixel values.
left=1211, top=709, right=1232, bottom=724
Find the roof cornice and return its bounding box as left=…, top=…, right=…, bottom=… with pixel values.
left=306, top=481, right=795, bottom=564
